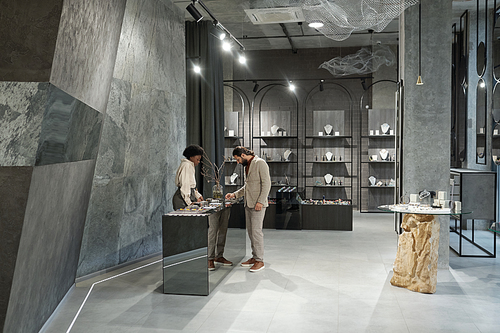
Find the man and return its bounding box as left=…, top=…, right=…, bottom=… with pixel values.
left=225, top=146, right=271, bottom=272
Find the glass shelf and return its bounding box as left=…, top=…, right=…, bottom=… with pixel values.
left=361, top=186, right=395, bottom=189
left=254, top=136, right=298, bottom=139
left=488, top=222, right=500, bottom=234
left=306, top=161, right=350, bottom=163
left=361, top=135, right=395, bottom=138
left=306, top=135, right=351, bottom=139
left=378, top=204, right=472, bottom=215
left=309, top=185, right=349, bottom=188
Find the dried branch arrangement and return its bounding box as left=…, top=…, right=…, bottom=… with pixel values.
left=201, top=151, right=225, bottom=185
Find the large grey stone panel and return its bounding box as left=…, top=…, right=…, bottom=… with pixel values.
left=114, top=0, right=185, bottom=96
left=50, top=0, right=127, bottom=113
left=0, top=82, right=49, bottom=166
left=78, top=78, right=186, bottom=277
left=3, top=160, right=95, bottom=333
left=0, top=0, right=63, bottom=81
left=35, top=85, right=104, bottom=166
left=0, top=167, right=33, bottom=332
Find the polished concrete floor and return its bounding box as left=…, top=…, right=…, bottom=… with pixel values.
left=40, top=212, right=500, bottom=333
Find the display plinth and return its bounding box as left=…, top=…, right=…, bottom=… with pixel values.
left=390, top=213, right=440, bottom=294
left=162, top=205, right=245, bottom=296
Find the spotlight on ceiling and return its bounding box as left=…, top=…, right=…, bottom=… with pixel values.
left=289, top=82, right=296, bottom=91
left=308, top=21, right=324, bottom=29
left=479, top=80, right=485, bottom=88
left=222, top=41, right=231, bottom=51
left=186, top=3, right=203, bottom=22
left=361, top=78, right=367, bottom=90
left=238, top=53, right=246, bottom=64
left=319, top=79, right=324, bottom=92
left=253, top=81, right=259, bottom=92
left=193, top=65, right=201, bottom=74
left=219, top=32, right=226, bottom=40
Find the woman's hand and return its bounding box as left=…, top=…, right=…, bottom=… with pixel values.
left=225, top=193, right=235, bottom=200
left=197, top=196, right=203, bottom=202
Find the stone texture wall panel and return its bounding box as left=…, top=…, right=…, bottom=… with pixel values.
left=50, top=0, right=127, bottom=113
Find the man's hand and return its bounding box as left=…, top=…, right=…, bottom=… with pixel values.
left=225, top=193, right=235, bottom=200
left=197, top=196, right=203, bottom=202
left=255, top=202, right=263, bottom=211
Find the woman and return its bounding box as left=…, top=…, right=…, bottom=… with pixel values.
left=172, top=144, right=204, bottom=210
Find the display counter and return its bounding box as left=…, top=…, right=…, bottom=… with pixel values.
left=162, top=204, right=245, bottom=296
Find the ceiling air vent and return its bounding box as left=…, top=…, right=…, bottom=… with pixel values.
left=244, top=7, right=305, bottom=25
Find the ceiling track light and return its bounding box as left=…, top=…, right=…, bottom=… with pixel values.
left=289, top=81, right=296, bottom=91
left=188, top=0, right=245, bottom=51
left=319, top=79, right=324, bottom=91
left=253, top=81, right=259, bottom=92
left=238, top=53, right=246, bottom=64
left=186, top=3, right=203, bottom=22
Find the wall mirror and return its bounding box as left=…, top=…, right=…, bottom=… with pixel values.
left=476, top=78, right=487, bottom=164
left=494, top=4, right=500, bottom=79
left=477, top=42, right=486, bottom=76
left=477, top=0, right=487, bottom=77
left=493, top=79, right=500, bottom=165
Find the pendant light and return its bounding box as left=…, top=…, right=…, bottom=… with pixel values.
left=416, top=4, right=423, bottom=85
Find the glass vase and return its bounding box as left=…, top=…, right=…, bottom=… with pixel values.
left=212, top=183, right=223, bottom=199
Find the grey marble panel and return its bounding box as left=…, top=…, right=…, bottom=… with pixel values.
left=50, top=0, right=126, bottom=112
left=0, top=82, right=49, bottom=166
left=0, top=1, right=63, bottom=81
left=77, top=177, right=124, bottom=275
left=4, top=160, right=95, bottom=333
left=0, top=167, right=33, bottom=332
left=35, top=85, right=103, bottom=166
left=77, top=78, right=186, bottom=277
left=114, top=0, right=185, bottom=95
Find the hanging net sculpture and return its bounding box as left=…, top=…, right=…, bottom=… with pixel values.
left=319, top=44, right=396, bottom=77
left=247, top=0, right=419, bottom=41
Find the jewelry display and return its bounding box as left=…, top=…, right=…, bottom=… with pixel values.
left=379, top=149, right=389, bottom=161
left=376, top=180, right=383, bottom=187
left=284, top=149, right=292, bottom=161
left=325, top=151, right=333, bottom=161
left=230, top=173, right=238, bottom=185
left=477, top=147, right=485, bottom=158
left=369, top=175, right=377, bottom=186
left=381, top=123, right=390, bottom=134
left=369, top=155, right=378, bottom=161
left=389, top=178, right=396, bottom=187
left=324, top=173, right=333, bottom=185
left=324, top=124, right=333, bottom=136
left=271, top=124, right=279, bottom=136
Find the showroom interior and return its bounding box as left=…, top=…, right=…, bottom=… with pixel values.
left=1, top=0, right=500, bottom=332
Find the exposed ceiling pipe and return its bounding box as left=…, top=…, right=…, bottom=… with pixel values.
left=279, top=23, right=297, bottom=54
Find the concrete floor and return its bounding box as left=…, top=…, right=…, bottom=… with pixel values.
left=40, top=212, right=500, bottom=333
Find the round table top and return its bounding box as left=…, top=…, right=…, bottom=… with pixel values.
left=378, top=204, right=472, bottom=215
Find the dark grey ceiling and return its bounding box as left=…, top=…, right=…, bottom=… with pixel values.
left=174, top=0, right=482, bottom=51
